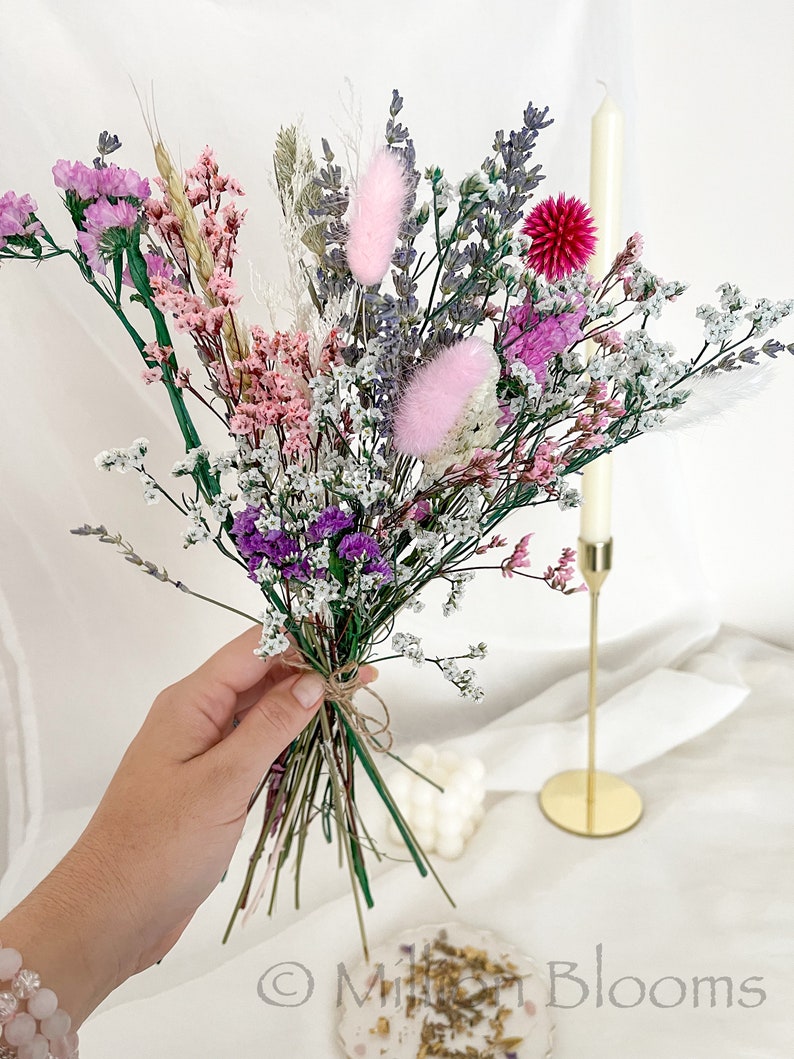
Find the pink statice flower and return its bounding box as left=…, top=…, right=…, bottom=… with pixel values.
left=145, top=194, right=188, bottom=272
left=591, top=328, right=624, bottom=353
left=151, top=274, right=227, bottom=335
left=142, top=341, right=172, bottom=364
left=53, top=159, right=149, bottom=202
left=475, top=534, right=507, bottom=555
left=122, top=251, right=176, bottom=289
left=406, top=499, right=431, bottom=522
left=207, top=266, right=241, bottom=309
left=512, top=440, right=565, bottom=486
left=0, top=191, right=43, bottom=249
left=561, top=381, right=625, bottom=456
left=184, top=147, right=244, bottom=198
left=140, top=366, right=163, bottom=385
left=501, top=533, right=533, bottom=578
left=612, top=231, right=645, bottom=278
left=94, top=164, right=150, bottom=200
left=501, top=294, right=587, bottom=386
left=52, top=159, right=98, bottom=200
left=226, top=327, right=312, bottom=457
left=543, top=546, right=585, bottom=594
left=76, top=196, right=138, bottom=273
left=447, top=447, right=500, bottom=488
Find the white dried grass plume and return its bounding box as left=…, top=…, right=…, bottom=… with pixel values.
left=269, top=121, right=325, bottom=328
left=333, top=77, right=364, bottom=183
left=657, top=363, right=773, bottom=434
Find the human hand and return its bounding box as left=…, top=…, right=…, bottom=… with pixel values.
left=0, top=625, right=376, bottom=1028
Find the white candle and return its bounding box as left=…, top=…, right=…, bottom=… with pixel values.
left=580, top=453, right=613, bottom=543
left=580, top=90, right=624, bottom=544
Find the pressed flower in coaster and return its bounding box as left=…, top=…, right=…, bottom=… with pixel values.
left=337, top=922, right=553, bottom=1058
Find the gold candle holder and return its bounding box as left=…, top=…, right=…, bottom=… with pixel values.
left=539, top=538, right=643, bottom=837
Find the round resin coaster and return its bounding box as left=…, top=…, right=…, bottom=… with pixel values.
left=338, top=922, right=553, bottom=1058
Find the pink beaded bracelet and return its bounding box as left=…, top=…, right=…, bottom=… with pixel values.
left=0, top=943, right=79, bottom=1059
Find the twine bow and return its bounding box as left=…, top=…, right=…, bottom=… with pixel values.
left=289, top=655, right=393, bottom=752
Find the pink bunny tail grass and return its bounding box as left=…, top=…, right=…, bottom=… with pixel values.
left=393, top=337, right=496, bottom=457
left=346, top=148, right=410, bottom=286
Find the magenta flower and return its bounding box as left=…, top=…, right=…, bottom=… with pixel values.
left=502, top=295, right=587, bottom=386
left=406, top=499, right=431, bottom=522
left=0, top=191, right=43, bottom=249
left=522, top=193, right=597, bottom=281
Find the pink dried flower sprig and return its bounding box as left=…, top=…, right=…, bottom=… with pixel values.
left=0, top=190, right=43, bottom=250
left=508, top=439, right=566, bottom=487
left=500, top=536, right=583, bottom=594
left=501, top=533, right=534, bottom=578
left=224, top=328, right=346, bottom=458
left=543, top=546, right=585, bottom=594
left=561, top=380, right=625, bottom=455
left=52, top=159, right=150, bottom=202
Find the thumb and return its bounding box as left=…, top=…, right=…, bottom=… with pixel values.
left=214, top=669, right=326, bottom=784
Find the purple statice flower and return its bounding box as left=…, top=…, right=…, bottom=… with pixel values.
left=262, top=529, right=302, bottom=566
left=76, top=196, right=139, bottom=273
left=0, top=191, right=43, bottom=249
left=52, top=159, right=99, bottom=200
left=363, top=560, right=393, bottom=583
left=501, top=293, right=587, bottom=386
left=306, top=505, right=354, bottom=543
left=282, top=558, right=311, bottom=582
left=232, top=504, right=259, bottom=539
left=232, top=505, right=271, bottom=562
left=338, top=532, right=382, bottom=562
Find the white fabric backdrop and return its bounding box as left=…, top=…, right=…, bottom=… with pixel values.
left=0, top=3, right=791, bottom=1055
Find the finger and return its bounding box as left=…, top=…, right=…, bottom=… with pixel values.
left=150, top=626, right=275, bottom=743
left=212, top=669, right=328, bottom=785
left=224, top=663, right=379, bottom=736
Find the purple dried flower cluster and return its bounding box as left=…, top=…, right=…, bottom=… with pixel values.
left=306, top=505, right=353, bottom=542
left=231, top=505, right=393, bottom=585
left=501, top=293, right=587, bottom=385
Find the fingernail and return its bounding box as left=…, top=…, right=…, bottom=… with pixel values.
left=293, top=672, right=325, bottom=709
left=360, top=664, right=379, bottom=683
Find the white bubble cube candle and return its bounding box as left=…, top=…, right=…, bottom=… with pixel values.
left=386, top=744, right=486, bottom=859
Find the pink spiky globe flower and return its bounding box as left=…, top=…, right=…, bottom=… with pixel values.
left=521, top=193, right=598, bottom=281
